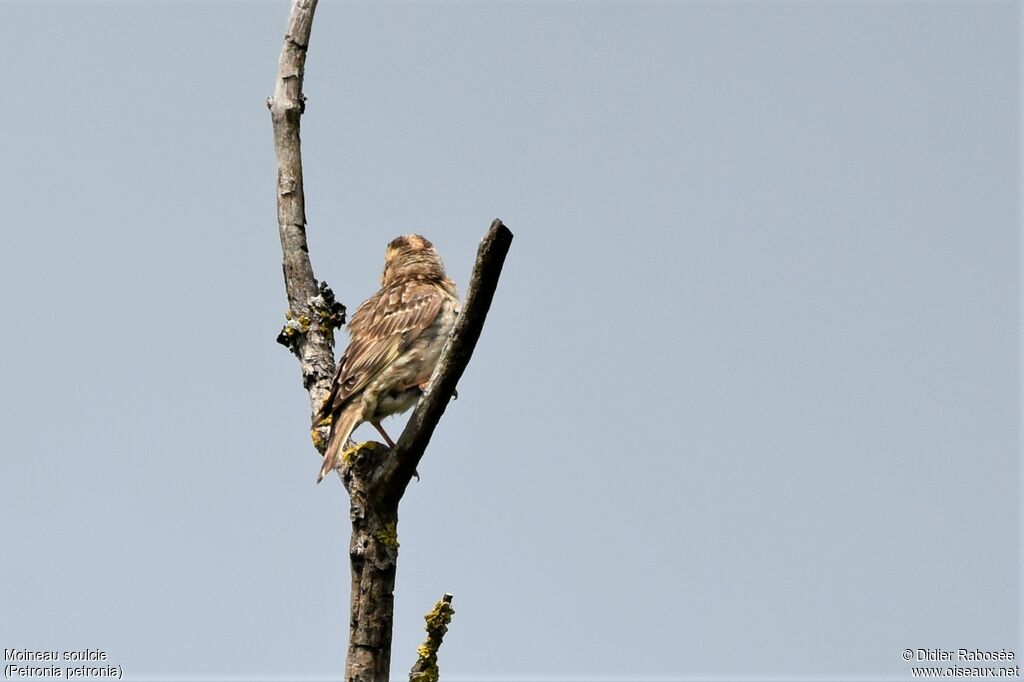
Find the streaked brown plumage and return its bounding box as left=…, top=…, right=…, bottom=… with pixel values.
left=315, top=235, right=459, bottom=483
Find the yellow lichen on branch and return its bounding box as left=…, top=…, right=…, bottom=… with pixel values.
left=374, top=520, right=400, bottom=549
left=409, top=593, right=455, bottom=682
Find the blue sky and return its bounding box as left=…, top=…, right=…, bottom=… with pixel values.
left=1, top=2, right=1019, bottom=680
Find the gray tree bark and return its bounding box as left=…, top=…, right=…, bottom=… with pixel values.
left=268, top=2, right=512, bottom=681
left=267, top=0, right=339, bottom=432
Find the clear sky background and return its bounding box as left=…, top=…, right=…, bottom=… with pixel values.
left=1, top=2, right=1019, bottom=681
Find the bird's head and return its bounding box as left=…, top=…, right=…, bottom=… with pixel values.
left=382, top=234, right=448, bottom=285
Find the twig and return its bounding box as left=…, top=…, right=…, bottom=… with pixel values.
left=409, top=593, right=455, bottom=682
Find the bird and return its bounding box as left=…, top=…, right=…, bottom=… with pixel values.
left=315, top=235, right=460, bottom=483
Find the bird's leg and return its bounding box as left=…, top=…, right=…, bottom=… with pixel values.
left=371, top=421, right=395, bottom=448
left=373, top=420, right=419, bottom=481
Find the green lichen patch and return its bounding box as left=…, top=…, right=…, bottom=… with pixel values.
left=374, top=520, right=400, bottom=549
left=276, top=310, right=312, bottom=352
left=310, top=281, right=347, bottom=338
left=410, top=595, right=455, bottom=682
left=310, top=427, right=327, bottom=450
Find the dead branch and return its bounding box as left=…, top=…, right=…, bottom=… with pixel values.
left=409, top=593, right=455, bottom=682
left=268, top=0, right=341, bottom=435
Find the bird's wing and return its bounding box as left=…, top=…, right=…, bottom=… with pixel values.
left=316, top=280, right=444, bottom=420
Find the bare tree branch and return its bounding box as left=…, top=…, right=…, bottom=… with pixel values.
left=376, top=220, right=514, bottom=505
left=268, top=0, right=342, bottom=434
left=409, top=593, right=455, bottom=682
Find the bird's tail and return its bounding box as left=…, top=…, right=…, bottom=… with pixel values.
left=317, top=404, right=361, bottom=484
